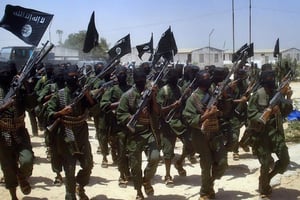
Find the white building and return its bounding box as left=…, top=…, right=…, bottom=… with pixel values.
left=120, top=46, right=300, bottom=68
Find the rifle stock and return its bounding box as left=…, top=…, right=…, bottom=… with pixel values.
left=3, top=41, right=54, bottom=104
left=164, top=77, right=196, bottom=123
left=126, top=60, right=169, bottom=133
left=258, top=70, right=292, bottom=124
left=46, top=59, right=120, bottom=134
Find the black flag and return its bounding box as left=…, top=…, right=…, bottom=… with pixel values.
left=153, top=27, right=178, bottom=62
left=273, top=38, right=280, bottom=58
left=0, top=4, right=53, bottom=46
left=136, top=33, right=153, bottom=60
left=83, top=11, right=99, bottom=53
left=108, top=34, right=131, bottom=60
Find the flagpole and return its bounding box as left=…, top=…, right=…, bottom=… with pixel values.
left=232, top=0, right=235, bottom=54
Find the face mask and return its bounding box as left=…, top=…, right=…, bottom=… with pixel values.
left=200, top=79, right=212, bottom=89
left=117, top=73, right=127, bottom=85
left=167, top=77, right=178, bottom=86
left=135, top=80, right=146, bottom=92
left=263, top=80, right=276, bottom=89
left=95, top=68, right=102, bottom=75
left=65, top=76, right=78, bottom=91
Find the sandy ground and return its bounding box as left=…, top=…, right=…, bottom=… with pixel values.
left=0, top=82, right=300, bottom=200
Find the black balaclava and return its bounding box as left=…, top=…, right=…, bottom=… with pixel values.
left=175, top=63, right=184, bottom=79
left=94, top=62, right=104, bottom=75
left=140, top=62, right=151, bottom=76
left=133, top=68, right=146, bottom=92
left=166, top=68, right=178, bottom=87
left=45, top=63, right=54, bottom=79
left=260, top=70, right=276, bottom=89
left=0, top=62, right=17, bottom=86
left=64, top=65, right=79, bottom=92
left=115, top=65, right=127, bottom=86
left=235, top=68, right=247, bottom=85
left=211, top=67, right=229, bottom=85
left=183, top=65, right=199, bottom=81
left=53, top=66, right=65, bottom=89
left=195, top=70, right=211, bottom=91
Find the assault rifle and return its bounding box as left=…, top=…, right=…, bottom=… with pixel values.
left=164, top=77, right=196, bottom=123
left=207, top=50, right=250, bottom=110
left=259, top=70, right=292, bottom=124
left=92, top=79, right=118, bottom=100
left=2, top=41, right=54, bottom=105
left=126, top=60, right=170, bottom=133
left=234, top=79, right=259, bottom=115
left=46, top=59, right=120, bottom=133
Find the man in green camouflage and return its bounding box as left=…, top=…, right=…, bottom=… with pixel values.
left=157, top=67, right=193, bottom=186
left=46, top=65, right=94, bottom=200
left=100, top=65, right=131, bottom=187
left=247, top=70, right=293, bottom=198
left=116, top=68, right=160, bottom=200
left=36, top=65, right=65, bottom=185
left=183, top=70, right=228, bottom=200
left=0, top=62, right=36, bottom=200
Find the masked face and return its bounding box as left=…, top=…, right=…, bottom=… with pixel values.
left=117, top=72, right=127, bottom=85
left=196, top=72, right=211, bottom=90
left=263, top=79, right=276, bottom=89
left=65, top=73, right=79, bottom=92
left=261, top=71, right=276, bottom=89
left=135, top=79, right=146, bottom=92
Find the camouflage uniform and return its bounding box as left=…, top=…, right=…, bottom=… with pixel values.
left=116, top=85, right=160, bottom=197
left=247, top=86, right=292, bottom=196
left=100, top=83, right=131, bottom=184
left=37, top=82, right=63, bottom=181
left=47, top=86, right=93, bottom=200
left=0, top=84, right=36, bottom=198
left=157, top=83, right=192, bottom=182
left=183, top=87, right=228, bottom=198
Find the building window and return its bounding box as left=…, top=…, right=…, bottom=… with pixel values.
left=286, top=53, right=291, bottom=59
left=297, top=53, right=300, bottom=61
left=265, top=56, right=269, bottom=63
left=199, top=54, right=204, bottom=63
left=214, top=54, right=219, bottom=62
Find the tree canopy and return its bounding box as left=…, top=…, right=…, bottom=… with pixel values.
left=63, top=30, right=109, bottom=60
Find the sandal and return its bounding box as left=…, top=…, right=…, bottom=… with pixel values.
left=175, top=161, right=187, bottom=177
left=136, top=191, right=144, bottom=200
left=118, top=176, right=128, bottom=188
left=54, top=174, right=63, bottom=185
left=143, top=180, right=154, bottom=196
left=164, top=176, right=174, bottom=187
left=18, top=179, right=31, bottom=195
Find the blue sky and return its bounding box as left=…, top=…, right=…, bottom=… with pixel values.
left=0, top=0, right=299, bottom=51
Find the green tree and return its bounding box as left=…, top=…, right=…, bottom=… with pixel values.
left=63, top=30, right=109, bottom=60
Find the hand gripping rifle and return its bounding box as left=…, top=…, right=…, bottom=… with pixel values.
left=234, top=79, right=259, bottom=115
left=201, top=47, right=251, bottom=132
left=164, top=77, right=196, bottom=123
left=258, top=70, right=292, bottom=124
left=1, top=41, right=54, bottom=106
left=46, top=58, right=120, bottom=133
left=126, top=60, right=170, bottom=133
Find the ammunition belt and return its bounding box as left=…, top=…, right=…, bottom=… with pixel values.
left=138, top=117, right=150, bottom=125
left=62, top=111, right=88, bottom=128
left=201, top=117, right=219, bottom=134
left=0, top=114, right=25, bottom=131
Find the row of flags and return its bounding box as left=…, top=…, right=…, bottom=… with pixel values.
left=83, top=11, right=178, bottom=63
left=0, top=4, right=280, bottom=62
